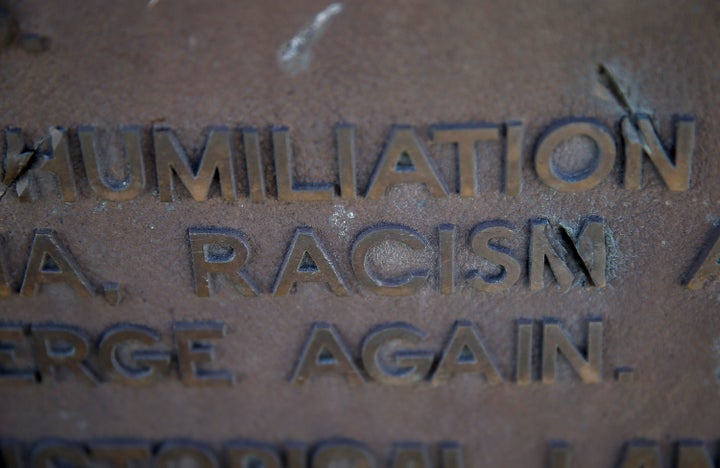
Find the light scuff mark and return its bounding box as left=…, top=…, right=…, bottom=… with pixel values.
left=277, top=3, right=344, bottom=75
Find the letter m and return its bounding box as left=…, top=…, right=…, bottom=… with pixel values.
left=153, top=127, right=237, bottom=202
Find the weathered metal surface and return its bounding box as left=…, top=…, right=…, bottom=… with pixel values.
left=0, top=0, right=719, bottom=466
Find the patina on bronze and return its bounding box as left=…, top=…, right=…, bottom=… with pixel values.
left=0, top=0, right=719, bottom=466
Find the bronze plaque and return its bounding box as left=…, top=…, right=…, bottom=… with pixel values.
left=0, top=0, right=719, bottom=466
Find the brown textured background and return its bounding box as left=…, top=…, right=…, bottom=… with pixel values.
left=1, top=0, right=719, bottom=465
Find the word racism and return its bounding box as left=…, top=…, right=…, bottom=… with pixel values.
left=188, top=219, right=608, bottom=297
left=1, top=217, right=608, bottom=302
left=9, top=214, right=720, bottom=298
left=0, top=114, right=695, bottom=202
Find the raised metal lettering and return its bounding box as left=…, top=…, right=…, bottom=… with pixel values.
left=19, top=229, right=95, bottom=298
left=366, top=126, right=448, bottom=199
left=174, top=322, right=234, bottom=387
left=541, top=319, right=602, bottom=384
left=351, top=225, right=429, bottom=296
left=431, top=123, right=500, bottom=197
left=312, top=440, right=376, bottom=468
left=529, top=219, right=574, bottom=291
left=188, top=227, right=259, bottom=297
left=467, top=221, right=521, bottom=292
left=78, top=126, right=146, bottom=201
left=504, top=121, right=524, bottom=196
left=0, top=325, right=34, bottom=385
left=564, top=216, right=607, bottom=287
left=291, top=323, right=364, bottom=386
left=432, top=321, right=503, bottom=385
left=438, top=224, right=456, bottom=295
left=155, top=440, right=218, bottom=468
left=390, top=443, right=431, bottom=468
left=547, top=442, right=571, bottom=468
left=440, top=443, right=464, bottom=468
left=225, top=441, right=282, bottom=468
left=98, top=324, right=171, bottom=384
left=0, top=439, right=22, bottom=468
left=31, top=439, right=89, bottom=467
left=535, top=119, right=616, bottom=192
left=154, top=127, right=237, bottom=202
left=622, top=115, right=695, bottom=191
left=676, top=441, right=714, bottom=468
left=89, top=440, right=152, bottom=467
left=272, top=127, right=334, bottom=202
left=360, top=323, right=433, bottom=385
left=285, top=442, right=307, bottom=468
left=242, top=128, right=267, bottom=202
left=31, top=324, right=99, bottom=385
left=686, top=225, right=720, bottom=290
left=31, top=127, right=78, bottom=202
left=0, top=235, right=10, bottom=298
left=337, top=124, right=357, bottom=200
left=618, top=441, right=660, bottom=468
left=515, top=319, right=533, bottom=385
left=273, top=227, right=348, bottom=296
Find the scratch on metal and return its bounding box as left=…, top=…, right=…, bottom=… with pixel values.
left=597, top=63, right=652, bottom=154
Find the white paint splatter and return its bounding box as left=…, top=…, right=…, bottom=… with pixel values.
left=92, top=201, right=107, bottom=212
left=277, top=3, right=343, bottom=75
left=329, top=204, right=355, bottom=238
